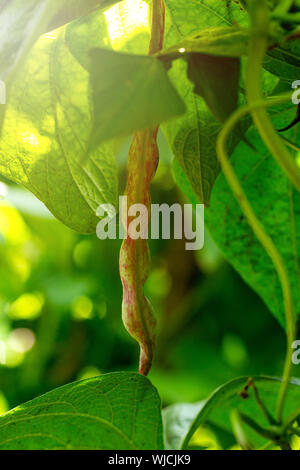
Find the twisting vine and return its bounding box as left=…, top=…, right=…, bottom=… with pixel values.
left=245, top=0, right=299, bottom=423
left=119, top=0, right=165, bottom=375
left=216, top=91, right=295, bottom=427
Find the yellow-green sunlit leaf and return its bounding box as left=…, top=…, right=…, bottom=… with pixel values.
left=0, top=31, right=118, bottom=233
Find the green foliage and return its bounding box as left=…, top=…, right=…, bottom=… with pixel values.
left=165, top=376, right=300, bottom=450
left=0, top=30, right=118, bottom=233
left=207, top=107, right=300, bottom=328
left=0, top=0, right=121, bottom=128
left=0, top=0, right=300, bottom=452
left=0, top=0, right=109, bottom=81
left=0, top=372, right=163, bottom=450
left=186, top=54, right=240, bottom=123
left=264, top=39, right=300, bottom=82
left=161, top=0, right=248, bottom=205
left=88, top=49, right=185, bottom=148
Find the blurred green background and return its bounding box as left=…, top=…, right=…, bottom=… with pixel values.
left=0, top=131, right=293, bottom=416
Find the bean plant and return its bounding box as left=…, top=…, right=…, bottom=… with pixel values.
left=0, top=0, right=299, bottom=451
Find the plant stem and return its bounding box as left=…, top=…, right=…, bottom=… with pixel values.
left=280, top=137, right=300, bottom=153
left=271, top=12, right=300, bottom=24
left=149, top=0, right=165, bottom=55
left=273, top=0, right=294, bottom=15
left=246, top=0, right=300, bottom=193
left=216, top=94, right=295, bottom=424
left=283, top=403, right=300, bottom=429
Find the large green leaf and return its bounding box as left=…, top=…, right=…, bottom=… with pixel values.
left=206, top=104, right=300, bottom=328
left=0, top=372, right=163, bottom=450
left=88, top=49, right=186, bottom=148
left=0, top=30, right=118, bottom=233
left=264, top=39, right=300, bottom=83
left=0, top=0, right=121, bottom=84
left=161, top=0, right=248, bottom=205
left=0, top=0, right=122, bottom=133
left=181, top=376, right=300, bottom=449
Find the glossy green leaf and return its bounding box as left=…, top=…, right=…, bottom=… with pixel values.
left=0, top=372, right=163, bottom=450
left=206, top=104, right=300, bottom=328
left=88, top=49, right=186, bottom=148
left=0, top=31, right=118, bottom=233
left=182, top=376, right=300, bottom=449
left=161, top=0, right=248, bottom=205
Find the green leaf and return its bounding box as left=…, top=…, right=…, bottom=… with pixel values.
left=158, top=26, right=249, bottom=60
left=182, top=376, right=300, bottom=449
left=0, top=0, right=123, bottom=134
left=159, top=26, right=245, bottom=123
left=88, top=49, right=186, bottom=148
left=164, top=60, right=243, bottom=206
left=0, top=372, right=163, bottom=450
left=161, top=0, right=248, bottom=205
left=206, top=104, right=300, bottom=327
left=159, top=27, right=245, bottom=123
left=0, top=30, right=118, bottom=233
left=171, top=157, right=200, bottom=207
left=187, top=54, right=240, bottom=123
left=0, top=0, right=121, bottom=83
left=163, top=402, right=204, bottom=450
left=264, top=39, right=300, bottom=82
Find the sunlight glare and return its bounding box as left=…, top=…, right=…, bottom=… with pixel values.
left=104, top=0, right=149, bottom=47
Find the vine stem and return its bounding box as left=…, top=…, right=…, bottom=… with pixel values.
left=216, top=93, right=295, bottom=424
left=273, top=0, right=294, bottom=15
left=246, top=0, right=298, bottom=422
left=246, top=0, right=300, bottom=193
left=119, top=0, right=165, bottom=375
left=271, top=12, right=300, bottom=24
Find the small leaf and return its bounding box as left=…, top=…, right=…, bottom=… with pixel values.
left=88, top=48, right=186, bottom=148
left=187, top=54, right=240, bottom=123
left=0, top=372, right=163, bottom=450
